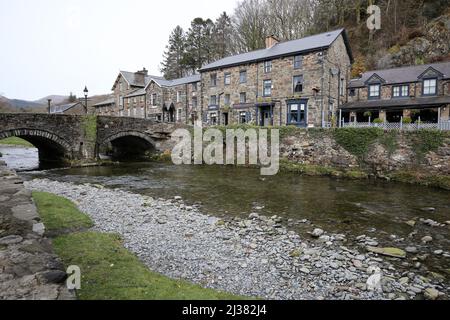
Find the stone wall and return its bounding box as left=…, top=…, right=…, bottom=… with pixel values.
left=0, top=161, right=73, bottom=299
left=280, top=129, right=450, bottom=176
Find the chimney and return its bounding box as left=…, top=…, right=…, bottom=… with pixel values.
left=135, top=67, right=148, bottom=85
left=265, top=35, right=279, bottom=49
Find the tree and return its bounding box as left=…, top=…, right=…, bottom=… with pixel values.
left=213, top=12, right=234, bottom=59
left=68, top=92, right=77, bottom=103
left=232, top=0, right=269, bottom=52
left=160, top=26, right=187, bottom=79
left=184, top=18, right=215, bottom=72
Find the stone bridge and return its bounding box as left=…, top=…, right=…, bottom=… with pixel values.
left=0, top=114, right=185, bottom=163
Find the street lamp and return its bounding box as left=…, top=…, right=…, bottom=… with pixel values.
left=83, top=86, right=89, bottom=114
left=47, top=99, right=52, bottom=114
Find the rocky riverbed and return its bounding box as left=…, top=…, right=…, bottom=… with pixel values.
left=25, top=178, right=449, bottom=300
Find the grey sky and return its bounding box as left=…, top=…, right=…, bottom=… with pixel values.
left=0, top=0, right=238, bottom=101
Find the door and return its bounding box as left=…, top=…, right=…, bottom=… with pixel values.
left=223, top=113, right=229, bottom=126
left=263, top=111, right=271, bottom=126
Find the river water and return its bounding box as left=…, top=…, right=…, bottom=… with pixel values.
left=2, top=145, right=450, bottom=280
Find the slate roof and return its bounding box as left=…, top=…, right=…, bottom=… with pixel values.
left=93, top=98, right=115, bottom=107
left=199, top=28, right=352, bottom=72
left=124, top=88, right=146, bottom=98
left=50, top=102, right=82, bottom=113
left=340, top=95, right=450, bottom=110
left=112, top=71, right=164, bottom=90
left=349, top=62, right=450, bottom=88
left=150, top=74, right=201, bottom=88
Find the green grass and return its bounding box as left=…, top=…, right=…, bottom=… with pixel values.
left=54, top=232, right=244, bottom=300
left=32, top=191, right=244, bottom=300
left=0, top=137, right=34, bottom=147
left=32, top=191, right=94, bottom=232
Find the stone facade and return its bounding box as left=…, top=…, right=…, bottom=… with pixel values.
left=344, top=63, right=450, bottom=123
left=200, top=33, right=352, bottom=127
left=281, top=129, right=450, bottom=176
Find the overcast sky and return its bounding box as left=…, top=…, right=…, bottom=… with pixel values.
left=0, top=0, right=238, bottom=101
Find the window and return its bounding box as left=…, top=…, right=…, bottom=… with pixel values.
left=288, top=102, right=307, bottom=126
left=393, top=85, right=409, bottom=98
left=177, top=91, right=181, bottom=103
left=264, top=61, right=272, bottom=73
left=368, top=84, right=381, bottom=99
left=152, top=93, right=157, bottom=105
left=240, top=70, right=247, bottom=83
left=141, top=96, right=144, bottom=102
left=240, top=92, right=246, bottom=104
left=192, top=96, right=198, bottom=108
left=423, top=79, right=437, bottom=95
left=210, top=95, right=217, bottom=105
left=239, top=111, right=247, bottom=124
left=224, top=73, right=231, bottom=85
left=349, top=89, right=356, bottom=97
left=293, top=76, right=303, bottom=93
left=294, top=55, right=303, bottom=69
left=119, top=96, right=123, bottom=107
left=340, top=78, right=345, bottom=96
left=263, top=80, right=272, bottom=97
left=192, top=82, right=197, bottom=91
left=224, top=94, right=230, bottom=105
left=210, top=73, right=217, bottom=87
left=119, top=82, right=123, bottom=91
left=177, top=109, right=182, bottom=121
left=133, top=97, right=137, bottom=103
left=210, top=112, right=217, bottom=125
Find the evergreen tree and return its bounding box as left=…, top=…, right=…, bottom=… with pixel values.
left=213, top=12, right=234, bottom=59
left=160, top=26, right=187, bottom=80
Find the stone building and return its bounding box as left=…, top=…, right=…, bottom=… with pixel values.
left=110, top=68, right=164, bottom=117
left=341, top=62, right=450, bottom=123
left=93, top=98, right=115, bottom=115
left=198, top=29, right=353, bottom=127
left=145, top=74, right=201, bottom=123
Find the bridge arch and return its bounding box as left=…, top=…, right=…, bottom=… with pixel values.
left=99, top=130, right=156, bottom=160
left=0, top=128, right=73, bottom=164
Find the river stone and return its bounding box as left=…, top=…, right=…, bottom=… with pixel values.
left=423, top=288, right=440, bottom=300
left=0, top=235, right=23, bottom=245
left=405, top=246, right=418, bottom=254
left=249, top=213, right=259, bottom=220
left=310, top=228, right=324, bottom=238
left=366, top=247, right=407, bottom=259
left=433, top=250, right=443, bottom=255
left=421, top=236, right=433, bottom=243
left=405, top=220, right=416, bottom=227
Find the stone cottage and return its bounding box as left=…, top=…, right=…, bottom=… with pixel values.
left=341, top=62, right=450, bottom=124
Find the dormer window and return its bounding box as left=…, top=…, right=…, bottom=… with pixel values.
left=423, top=78, right=437, bottom=96
left=368, top=84, right=381, bottom=99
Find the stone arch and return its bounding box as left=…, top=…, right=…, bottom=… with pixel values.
left=99, top=130, right=156, bottom=160
left=0, top=128, right=73, bottom=162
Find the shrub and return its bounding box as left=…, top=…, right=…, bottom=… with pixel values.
left=373, top=118, right=383, bottom=124
left=333, top=128, right=383, bottom=162
left=402, top=116, right=412, bottom=124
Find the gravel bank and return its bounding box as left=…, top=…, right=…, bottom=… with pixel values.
left=25, top=178, right=448, bottom=300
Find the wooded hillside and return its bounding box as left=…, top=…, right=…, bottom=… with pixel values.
left=160, top=0, right=450, bottom=79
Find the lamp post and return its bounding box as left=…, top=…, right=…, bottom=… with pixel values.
left=83, top=86, right=89, bottom=114
left=47, top=99, right=52, bottom=114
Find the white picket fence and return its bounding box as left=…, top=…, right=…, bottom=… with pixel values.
left=341, top=121, right=450, bottom=131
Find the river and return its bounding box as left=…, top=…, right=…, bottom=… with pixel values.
left=1, top=145, right=449, bottom=283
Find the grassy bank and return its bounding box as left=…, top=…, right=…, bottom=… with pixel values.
left=0, top=137, right=34, bottom=147
left=33, top=191, right=242, bottom=300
